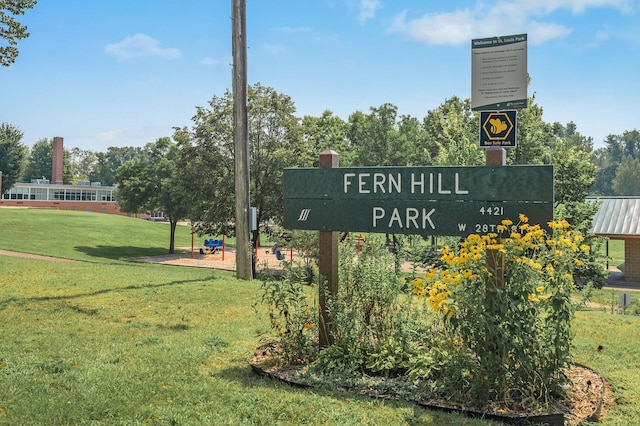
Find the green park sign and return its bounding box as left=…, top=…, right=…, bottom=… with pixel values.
left=283, top=165, right=553, bottom=236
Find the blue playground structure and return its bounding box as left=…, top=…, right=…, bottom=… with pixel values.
left=200, top=238, right=223, bottom=255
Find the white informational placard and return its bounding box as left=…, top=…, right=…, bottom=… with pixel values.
left=471, top=34, right=527, bottom=111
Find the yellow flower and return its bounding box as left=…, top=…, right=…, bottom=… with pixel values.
left=528, top=293, right=539, bottom=302
left=536, top=286, right=544, bottom=293
left=501, top=218, right=513, bottom=227
left=519, top=213, right=529, bottom=223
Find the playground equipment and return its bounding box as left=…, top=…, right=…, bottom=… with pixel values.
left=200, top=239, right=223, bottom=255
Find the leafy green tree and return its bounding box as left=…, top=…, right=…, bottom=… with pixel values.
left=552, top=121, right=594, bottom=151
left=301, top=110, right=352, bottom=166
left=348, top=103, right=421, bottom=166
left=612, top=156, right=640, bottom=196
left=90, top=146, right=143, bottom=186
left=0, top=0, right=37, bottom=66
left=174, top=83, right=305, bottom=244
left=508, top=96, right=554, bottom=165
left=22, top=138, right=73, bottom=183
left=0, top=122, right=27, bottom=192
left=172, top=95, right=235, bottom=236
left=423, top=96, right=481, bottom=166
left=592, top=130, right=640, bottom=195
left=248, top=83, right=306, bottom=234
left=22, top=138, right=52, bottom=181
left=116, top=137, right=188, bottom=254
left=70, top=147, right=97, bottom=183
left=552, top=139, right=596, bottom=210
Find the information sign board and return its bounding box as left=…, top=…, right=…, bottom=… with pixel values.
left=472, top=34, right=527, bottom=111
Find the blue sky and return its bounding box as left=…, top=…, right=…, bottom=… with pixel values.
left=1, top=0, right=639, bottom=152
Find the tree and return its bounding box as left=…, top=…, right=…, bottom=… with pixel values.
left=508, top=95, right=554, bottom=165
left=70, top=147, right=97, bottom=183
left=422, top=96, right=481, bottom=166
left=550, top=139, right=598, bottom=235
left=21, top=138, right=73, bottom=183
left=0, top=122, right=27, bottom=192
left=116, top=137, right=189, bottom=254
left=22, top=138, right=52, bottom=181
left=172, top=94, right=236, bottom=237
left=612, top=156, right=640, bottom=196
left=90, top=146, right=143, bottom=186
left=1, top=0, right=37, bottom=66
left=301, top=110, right=351, bottom=166
left=592, top=130, right=640, bottom=195
left=174, top=83, right=306, bottom=245
left=247, top=83, right=306, bottom=236
left=348, top=103, right=430, bottom=167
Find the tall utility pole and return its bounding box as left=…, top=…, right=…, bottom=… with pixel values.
left=232, top=0, right=252, bottom=280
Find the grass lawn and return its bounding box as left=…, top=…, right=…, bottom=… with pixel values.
left=1, top=209, right=639, bottom=425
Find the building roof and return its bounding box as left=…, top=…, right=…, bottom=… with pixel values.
left=590, top=197, right=640, bottom=238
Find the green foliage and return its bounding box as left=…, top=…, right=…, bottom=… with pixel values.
left=423, top=96, right=481, bottom=166
left=410, top=217, right=582, bottom=408
left=0, top=209, right=194, bottom=261
left=255, top=264, right=318, bottom=365
left=0, top=122, right=27, bottom=192
left=22, top=138, right=52, bottom=181
left=301, top=110, right=352, bottom=166
left=116, top=137, right=190, bottom=253
left=2, top=209, right=640, bottom=424
left=315, top=239, right=424, bottom=377
left=0, top=0, right=37, bottom=66
left=613, top=155, right=640, bottom=195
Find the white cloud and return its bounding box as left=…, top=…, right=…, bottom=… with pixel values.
left=105, top=34, right=181, bottom=60
left=388, top=0, right=630, bottom=46
left=526, top=21, right=573, bottom=44
left=358, top=0, right=382, bottom=25
left=97, top=130, right=123, bottom=141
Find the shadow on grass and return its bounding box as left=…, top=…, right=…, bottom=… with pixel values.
left=75, top=245, right=185, bottom=261
left=0, top=275, right=218, bottom=311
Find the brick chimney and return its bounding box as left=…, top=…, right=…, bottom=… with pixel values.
left=52, top=137, right=64, bottom=184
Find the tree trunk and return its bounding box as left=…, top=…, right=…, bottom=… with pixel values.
left=169, top=218, right=177, bottom=254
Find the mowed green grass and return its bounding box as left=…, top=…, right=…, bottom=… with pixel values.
left=0, top=209, right=494, bottom=425
left=0, top=209, right=196, bottom=261
left=0, top=209, right=639, bottom=425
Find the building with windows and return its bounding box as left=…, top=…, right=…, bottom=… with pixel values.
left=0, top=179, right=120, bottom=214
left=0, top=137, right=122, bottom=215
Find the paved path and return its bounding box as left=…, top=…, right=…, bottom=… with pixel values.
left=604, top=267, right=640, bottom=292
left=0, top=249, right=79, bottom=262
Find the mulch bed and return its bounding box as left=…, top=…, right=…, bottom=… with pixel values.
left=249, top=349, right=615, bottom=426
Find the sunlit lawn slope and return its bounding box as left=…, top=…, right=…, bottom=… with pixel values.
left=0, top=208, right=638, bottom=425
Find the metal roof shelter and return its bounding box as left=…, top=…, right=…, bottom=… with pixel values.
left=591, top=197, right=640, bottom=238
left=590, top=197, right=640, bottom=282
